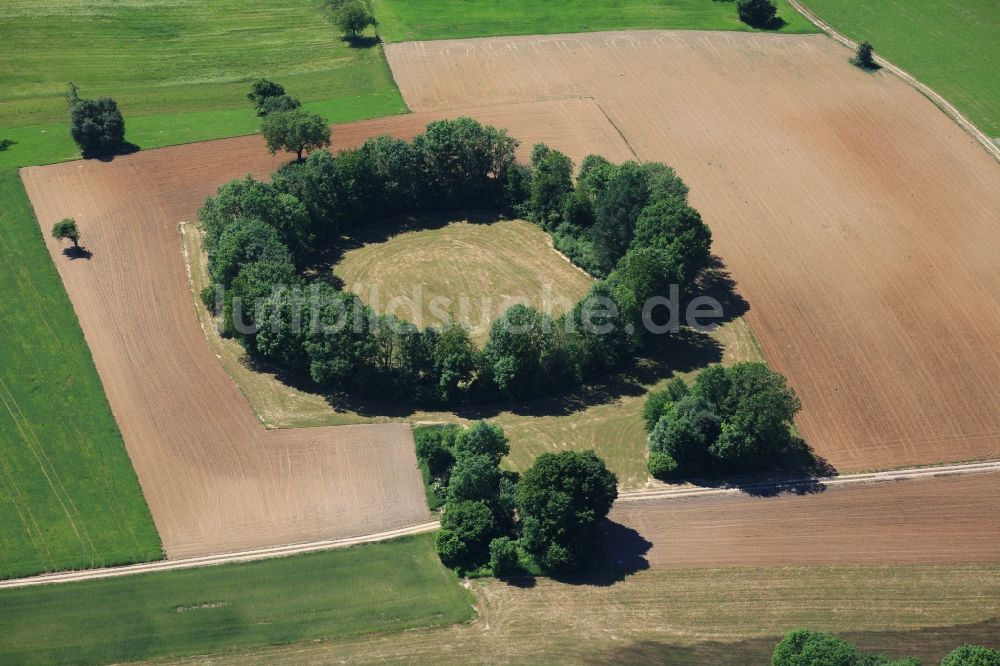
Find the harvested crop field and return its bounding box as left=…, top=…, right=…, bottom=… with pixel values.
left=334, top=218, right=594, bottom=344
left=608, top=472, right=1000, bottom=567
left=385, top=30, right=1000, bottom=473
left=18, top=102, right=636, bottom=557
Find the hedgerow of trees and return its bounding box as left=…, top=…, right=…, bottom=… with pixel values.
left=772, top=628, right=999, bottom=666
left=66, top=83, right=125, bottom=156
left=416, top=423, right=617, bottom=576
left=644, top=362, right=801, bottom=478
left=197, top=114, right=716, bottom=408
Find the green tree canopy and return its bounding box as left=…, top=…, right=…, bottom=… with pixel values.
left=51, top=218, right=81, bottom=248
left=68, top=93, right=125, bottom=156
left=515, top=450, right=618, bottom=572
left=482, top=304, right=552, bottom=401
left=210, top=217, right=292, bottom=288
left=592, top=161, right=650, bottom=273
left=261, top=109, right=332, bottom=161
left=454, top=421, right=510, bottom=465
left=941, top=645, right=1000, bottom=666
left=771, top=629, right=861, bottom=666
left=737, top=0, right=778, bottom=28
left=529, top=145, right=574, bottom=228
left=434, top=499, right=497, bottom=571
left=334, top=1, right=376, bottom=38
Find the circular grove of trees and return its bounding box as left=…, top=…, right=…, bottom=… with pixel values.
left=198, top=115, right=717, bottom=410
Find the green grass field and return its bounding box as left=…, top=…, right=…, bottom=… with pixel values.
left=802, top=0, right=1000, bottom=137
left=0, top=0, right=405, bottom=129
left=0, top=167, right=162, bottom=580
left=0, top=534, right=474, bottom=665
left=371, top=0, right=819, bottom=42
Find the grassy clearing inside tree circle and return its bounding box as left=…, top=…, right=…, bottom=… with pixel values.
left=332, top=215, right=594, bottom=345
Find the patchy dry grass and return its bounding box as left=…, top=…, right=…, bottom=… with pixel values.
left=159, top=564, right=1000, bottom=665
left=333, top=217, right=594, bottom=345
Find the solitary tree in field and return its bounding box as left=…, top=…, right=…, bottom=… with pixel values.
left=66, top=83, right=126, bottom=156
left=260, top=109, right=331, bottom=161
left=853, top=41, right=877, bottom=69
left=335, top=1, right=377, bottom=39
left=51, top=218, right=81, bottom=248
left=736, top=0, right=777, bottom=28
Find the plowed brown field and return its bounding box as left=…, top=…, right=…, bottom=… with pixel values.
left=386, top=30, right=1000, bottom=473
left=609, top=472, right=1000, bottom=567
left=19, top=102, right=637, bottom=557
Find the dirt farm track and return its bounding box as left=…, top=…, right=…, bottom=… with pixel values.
left=19, top=29, right=1000, bottom=556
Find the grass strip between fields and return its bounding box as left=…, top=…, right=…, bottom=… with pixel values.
left=0, top=534, right=475, bottom=665
left=371, top=0, right=819, bottom=42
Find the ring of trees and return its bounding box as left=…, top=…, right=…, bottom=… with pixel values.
left=198, top=117, right=716, bottom=408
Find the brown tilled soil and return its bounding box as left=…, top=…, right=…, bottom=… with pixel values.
left=609, top=472, right=1000, bottom=567
left=19, top=102, right=636, bottom=558
left=386, top=30, right=1000, bottom=473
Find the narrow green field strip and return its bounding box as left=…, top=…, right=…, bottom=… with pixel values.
left=802, top=0, right=1000, bottom=137
left=0, top=170, right=163, bottom=580
left=371, top=0, right=818, bottom=42
left=0, top=534, right=475, bottom=665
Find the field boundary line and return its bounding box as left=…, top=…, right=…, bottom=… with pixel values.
left=617, top=460, right=1000, bottom=503
left=789, top=0, right=1000, bottom=163
left=0, top=521, right=440, bottom=590
left=4, top=461, right=999, bottom=588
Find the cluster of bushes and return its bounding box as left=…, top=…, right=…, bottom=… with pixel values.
left=643, top=362, right=801, bottom=479
left=416, top=423, right=617, bottom=576
left=772, top=629, right=999, bottom=666
left=199, top=110, right=714, bottom=406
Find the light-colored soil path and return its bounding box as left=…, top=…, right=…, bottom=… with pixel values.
left=2, top=461, right=995, bottom=589
left=385, top=30, right=1000, bottom=473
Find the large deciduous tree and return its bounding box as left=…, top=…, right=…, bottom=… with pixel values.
left=261, top=109, right=331, bottom=161
left=67, top=85, right=125, bottom=156
left=51, top=218, right=81, bottom=248
left=515, top=450, right=618, bottom=573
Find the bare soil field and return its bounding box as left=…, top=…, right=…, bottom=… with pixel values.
left=334, top=218, right=594, bottom=345
left=609, top=471, right=1000, bottom=567
left=385, top=30, right=1000, bottom=473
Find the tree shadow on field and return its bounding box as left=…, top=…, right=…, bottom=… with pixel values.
left=342, top=35, right=380, bottom=49
left=62, top=246, right=93, bottom=260
left=519, top=520, right=652, bottom=589
left=696, top=255, right=749, bottom=325
left=662, top=437, right=837, bottom=498
left=310, top=209, right=507, bottom=270
left=86, top=141, right=140, bottom=162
